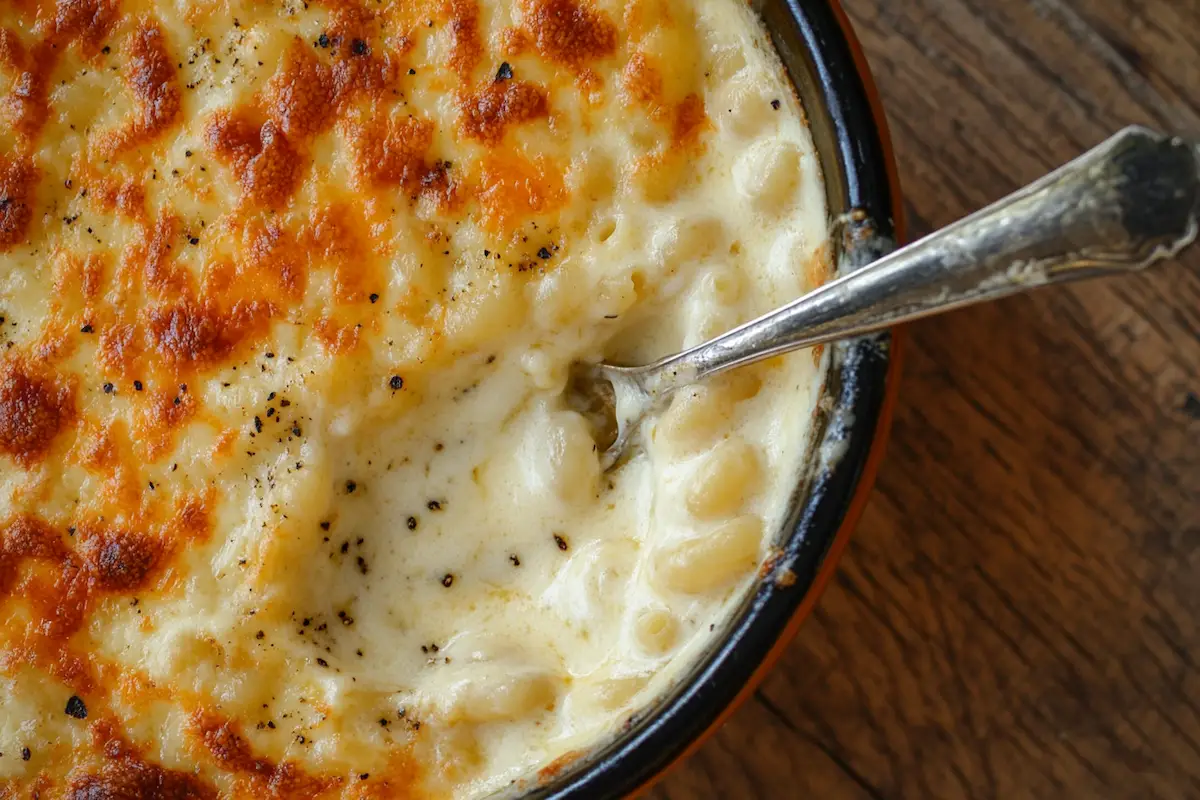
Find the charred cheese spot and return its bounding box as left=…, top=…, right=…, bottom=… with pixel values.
left=205, top=111, right=302, bottom=209
left=144, top=301, right=257, bottom=370
left=445, top=0, right=484, bottom=78
left=262, top=41, right=335, bottom=141
left=0, top=153, right=35, bottom=250
left=0, top=515, right=66, bottom=596
left=457, top=79, right=549, bottom=145
left=342, top=108, right=458, bottom=209
left=261, top=28, right=398, bottom=141
left=80, top=527, right=162, bottom=592
left=0, top=39, right=51, bottom=141
left=67, top=761, right=216, bottom=800
left=95, top=19, right=181, bottom=156
left=0, top=359, right=76, bottom=467
left=519, top=0, right=617, bottom=70
left=344, top=110, right=433, bottom=187
left=52, top=0, right=119, bottom=53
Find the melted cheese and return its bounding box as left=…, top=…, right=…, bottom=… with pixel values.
left=0, top=0, right=829, bottom=796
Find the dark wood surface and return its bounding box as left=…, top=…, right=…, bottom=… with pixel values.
left=650, top=0, right=1200, bottom=797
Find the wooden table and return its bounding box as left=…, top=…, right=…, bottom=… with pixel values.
left=650, top=0, right=1200, bottom=797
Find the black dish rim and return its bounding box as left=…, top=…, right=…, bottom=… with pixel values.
left=525, top=1, right=900, bottom=797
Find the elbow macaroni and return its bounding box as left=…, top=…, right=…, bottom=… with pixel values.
left=0, top=0, right=829, bottom=796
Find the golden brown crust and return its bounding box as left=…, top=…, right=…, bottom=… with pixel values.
left=445, top=0, right=483, bottom=78
left=519, top=0, right=617, bottom=70
left=94, top=19, right=181, bottom=156
left=205, top=112, right=303, bottom=210
left=53, top=0, right=120, bottom=53
left=0, top=359, right=77, bottom=467
left=67, top=760, right=216, bottom=800
left=458, top=79, right=549, bottom=145
left=0, top=154, right=36, bottom=250
left=66, top=720, right=217, bottom=799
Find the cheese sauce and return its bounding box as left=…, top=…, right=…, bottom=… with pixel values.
left=0, top=0, right=828, bottom=796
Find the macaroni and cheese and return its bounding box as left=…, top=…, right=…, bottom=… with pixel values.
left=0, top=0, right=828, bottom=795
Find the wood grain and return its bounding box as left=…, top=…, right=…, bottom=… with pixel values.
left=649, top=0, right=1200, bottom=797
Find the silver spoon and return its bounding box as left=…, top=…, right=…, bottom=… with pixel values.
left=568, top=125, right=1200, bottom=470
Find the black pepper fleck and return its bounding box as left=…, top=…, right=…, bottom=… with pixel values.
left=317, top=32, right=330, bottom=48
left=351, top=39, right=368, bottom=56
left=80, top=324, right=93, bottom=333
left=509, top=554, right=520, bottom=566
left=102, top=382, right=114, bottom=394
left=554, top=534, right=569, bottom=551
left=320, top=521, right=331, bottom=531
left=770, top=98, right=781, bottom=110
left=316, top=658, right=328, bottom=667
left=345, top=480, right=357, bottom=493
left=253, top=416, right=263, bottom=433
left=1184, top=392, right=1200, bottom=419
left=441, top=573, right=454, bottom=587
left=495, top=61, right=513, bottom=82
left=133, top=380, right=143, bottom=391
left=537, top=247, right=551, bottom=259
left=369, top=293, right=379, bottom=303
left=64, top=695, right=87, bottom=719
left=427, top=500, right=441, bottom=511
left=389, top=375, right=404, bottom=390
left=406, top=516, right=417, bottom=530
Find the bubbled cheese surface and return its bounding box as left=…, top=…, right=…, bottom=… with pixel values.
left=0, top=0, right=829, bottom=796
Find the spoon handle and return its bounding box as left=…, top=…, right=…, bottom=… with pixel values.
left=641, top=125, right=1200, bottom=395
